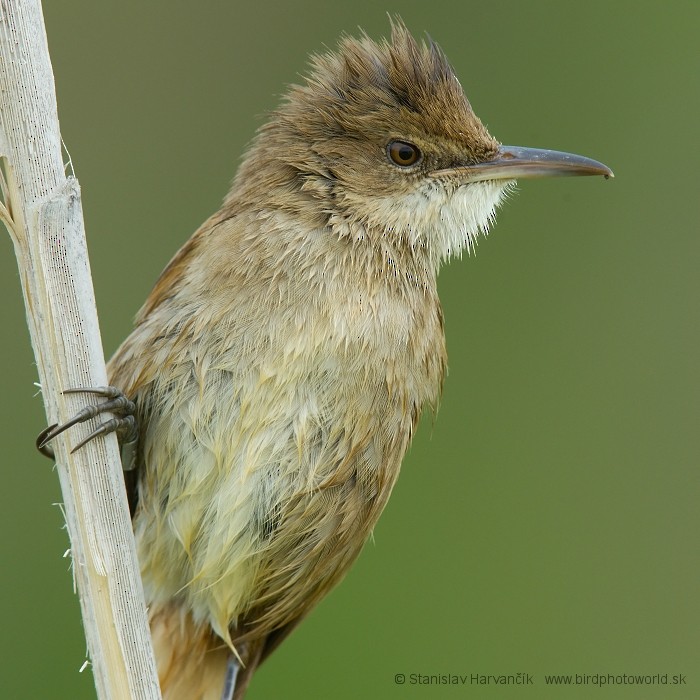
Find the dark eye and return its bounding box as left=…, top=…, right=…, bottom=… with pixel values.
left=387, top=140, right=421, bottom=167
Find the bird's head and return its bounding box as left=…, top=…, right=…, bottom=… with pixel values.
left=230, top=20, right=611, bottom=270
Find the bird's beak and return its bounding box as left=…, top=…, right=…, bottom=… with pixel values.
left=429, top=145, right=613, bottom=182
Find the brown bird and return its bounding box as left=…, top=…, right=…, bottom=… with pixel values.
left=38, top=19, right=612, bottom=700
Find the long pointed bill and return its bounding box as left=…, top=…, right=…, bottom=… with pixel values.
left=429, top=145, right=613, bottom=182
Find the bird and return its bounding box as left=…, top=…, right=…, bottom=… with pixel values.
left=37, top=19, right=612, bottom=700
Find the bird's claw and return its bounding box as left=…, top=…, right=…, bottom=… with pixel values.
left=36, top=386, right=138, bottom=468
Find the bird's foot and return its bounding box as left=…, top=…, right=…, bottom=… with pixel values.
left=36, top=386, right=138, bottom=470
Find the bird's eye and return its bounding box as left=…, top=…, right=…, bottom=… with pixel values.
left=387, top=140, right=421, bottom=167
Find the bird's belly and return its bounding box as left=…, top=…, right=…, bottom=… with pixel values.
left=134, top=355, right=422, bottom=646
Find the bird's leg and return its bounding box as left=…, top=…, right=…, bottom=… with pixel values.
left=221, top=656, right=239, bottom=700
left=36, top=386, right=138, bottom=471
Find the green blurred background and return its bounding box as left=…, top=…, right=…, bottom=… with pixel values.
left=1, top=1, right=697, bottom=698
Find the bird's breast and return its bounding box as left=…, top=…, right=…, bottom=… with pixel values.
left=129, top=270, right=446, bottom=644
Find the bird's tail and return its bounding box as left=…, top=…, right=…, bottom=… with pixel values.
left=149, top=604, right=263, bottom=700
